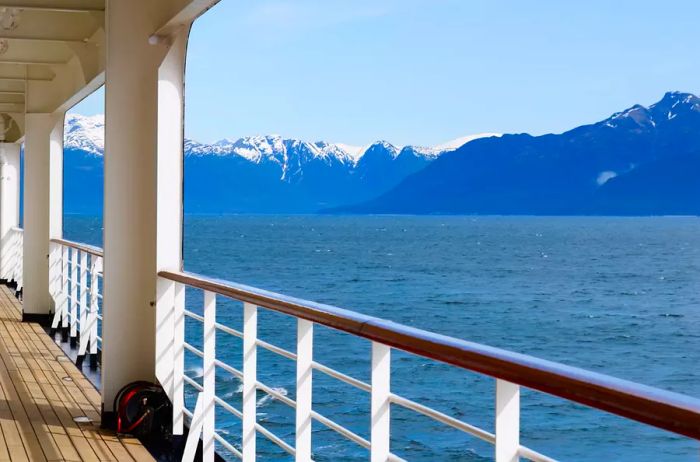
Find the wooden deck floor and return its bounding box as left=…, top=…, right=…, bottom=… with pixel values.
left=0, top=285, right=154, bottom=461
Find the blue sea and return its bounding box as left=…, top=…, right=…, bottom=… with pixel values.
left=64, top=215, right=700, bottom=461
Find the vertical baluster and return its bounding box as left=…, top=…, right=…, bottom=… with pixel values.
left=371, top=342, right=391, bottom=462
left=495, top=379, right=520, bottom=462
left=61, top=246, right=69, bottom=330
left=12, top=230, right=19, bottom=285
left=70, top=249, right=79, bottom=343
left=15, top=231, right=22, bottom=291
left=50, top=244, right=63, bottom=331
left=296, top=319, right=313, bottom=461
left=89, top=256, right=102, bottom=358
left=48, top=242, right=58, bottom=299
left=173, top=281, right=185, bottom=435
left=202, top=290, right=216, bottom=461
left=77, top=251, right=88, bottom=357
left=78, top=252, right=92, bottom=361
left=242, top=302, right=258, bottom=461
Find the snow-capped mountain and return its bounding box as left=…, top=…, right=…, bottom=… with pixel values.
left=63, top=115, right=499, bottom=213
left=64, top=114, right=105, bottom=155
left=64, top=114, right=497, bottom=168
left=332, top=91, right=700, bottom=215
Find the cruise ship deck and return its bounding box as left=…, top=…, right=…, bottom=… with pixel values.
left=0, top=285, right=152, bottom=462
left=0, top=1, right=698, bottom=461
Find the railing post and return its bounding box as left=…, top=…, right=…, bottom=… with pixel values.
left=242, top=302, right=258, bottom=461
left=202, top=290, right=216, bottom=461
left=48, top=241, right=59, bottom=300
left=77, top=250, right=88, bottom=356
left=87, top=255, right=101, bottom=360
left=69, top=249, right=79, bottom=344
left=173, top=281, right=185, bottom=435
left=371, top=342, right=391, bottom=462
left=15, top=231, right=22, bottom=291
left=61, top=245, right=69, bottom=332
left=296, top=319, right=313, bottom=461
left=12, top=231, right=19, bottom=284
left=495, top=379, right=520, bottom=462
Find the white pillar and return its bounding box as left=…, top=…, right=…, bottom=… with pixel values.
left=22, top=113, right=63, bottom=320
left=102, top=0, right=189, bottom=414
left=0, top=142, right=20, bottom=281
left=155, top=25, right=188, bottom=426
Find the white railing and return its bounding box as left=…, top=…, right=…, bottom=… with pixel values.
left=4, top=226, right=23, bottom=292
left=49, top=238, right=103, bottom=363
left=158, top=269, right=700, bottom=462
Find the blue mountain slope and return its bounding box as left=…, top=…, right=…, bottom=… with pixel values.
left=62, top=126, right=449, bottom=214
left=329, top=92, right=700, bottom=215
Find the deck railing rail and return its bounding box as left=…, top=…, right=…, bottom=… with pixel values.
left=4, top=226, right=23, bottom=293
left=158, top=269, right=700, bottom=462
left=49, top=237, right=103, bottom=364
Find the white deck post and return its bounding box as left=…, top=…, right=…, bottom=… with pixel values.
left=69, top=249, right=79, bottom=342
left=371, top=342, right=391, bottom=462
left=203, top=291, right=216, bottom=461
left=61, top=246, right=69, bottom=329
left=154, top=22, right=188, bottom=430
left=22, top=113, right=63, bottom=321
left=242, top=302, right=258, bottom=460
left=296, top=319, right=314, bottom=461
left=87, top=256, right=101, bottom=357
left=172, top=282, right=185, bottom=434
left=0, top=143, right=20, bottom=281
left=78, top=251, right=88, bottom=351
left=495, top=379, right=520, bottom=462
left=102, top=0, right=190, bottom=414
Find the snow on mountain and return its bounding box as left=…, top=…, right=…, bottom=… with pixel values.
left=433, top=133, right=502, bottom=151
left=601, top=91, right=700, bottom=129
left=64, top=114, right=104, bottom=155
left=63, top=113, right=498, bottom=166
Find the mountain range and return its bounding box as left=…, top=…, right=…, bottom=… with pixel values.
left=64, top=91, right=700, bottom=216
left=63, top=114, right=498, bottom=213
left=331, top=91, right=700, bottom=215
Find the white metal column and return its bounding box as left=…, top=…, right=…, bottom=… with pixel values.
left=154, top=24, right=188, bottom=429
left=0, top=142, right=20, bottom=281
left=22, top=113, right=63, bottom=319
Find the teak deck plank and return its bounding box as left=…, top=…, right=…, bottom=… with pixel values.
left=0, top=286, right=153, bottom=462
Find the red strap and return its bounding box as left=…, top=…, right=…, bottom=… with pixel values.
left=117, top=386, right=145, bottom=433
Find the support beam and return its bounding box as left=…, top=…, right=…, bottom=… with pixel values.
left=22, top=113, right=63, bottom=320
left=0, top=103, right=24, bottom=112
left=0, top=59, right=68, bottom=66
left=0, top=36, right=89, bottom=45
left=0, top=3, right=104, bottom=13
left=101, top=0, right=186, bottom=415
left=0, top=143, right=20, bottom=281
left=0, top=77, right=53, bottom=82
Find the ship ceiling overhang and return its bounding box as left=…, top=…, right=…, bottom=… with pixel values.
left=0, top=0, right=219, bottom=142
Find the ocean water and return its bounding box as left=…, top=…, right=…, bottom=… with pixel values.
left=64, top=215, right=700, bottom=461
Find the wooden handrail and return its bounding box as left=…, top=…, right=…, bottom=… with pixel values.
left=159, top=268, right=700, bottom=440
left=50, top=238, right=104, bottom=258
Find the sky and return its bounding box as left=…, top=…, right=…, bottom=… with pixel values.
left=73, top=0, right=700, bottom=147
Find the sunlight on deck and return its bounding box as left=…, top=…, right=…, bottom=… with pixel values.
left=0, top=286, right=153, bottom=462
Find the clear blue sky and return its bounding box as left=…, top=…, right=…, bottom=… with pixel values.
left=73, top=0, right=700, bottom=147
